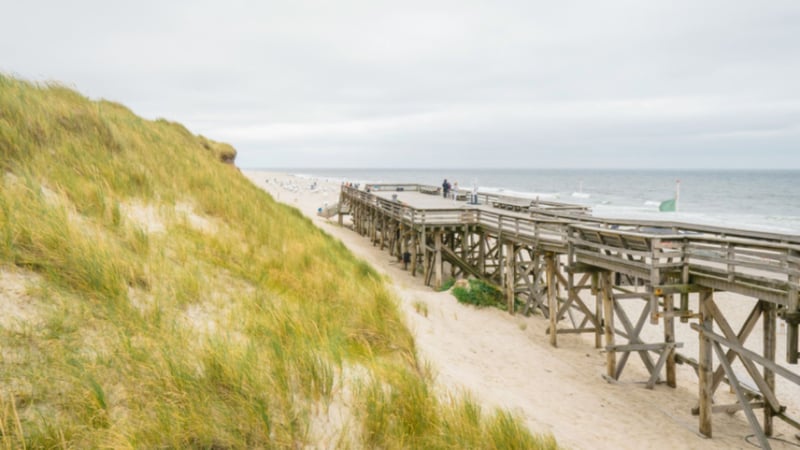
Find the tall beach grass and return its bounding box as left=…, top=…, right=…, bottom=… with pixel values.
left=0, top=74, right=557, bottom=448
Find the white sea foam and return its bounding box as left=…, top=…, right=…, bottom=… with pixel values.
left=478, top=187, right=560, bottom=200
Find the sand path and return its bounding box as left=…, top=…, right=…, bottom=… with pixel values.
left=245, top=170, right=800, bottom=450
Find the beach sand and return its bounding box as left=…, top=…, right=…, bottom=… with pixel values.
left=245, top=170, right=800, bottom=450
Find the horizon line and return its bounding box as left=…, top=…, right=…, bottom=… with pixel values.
left=241, top=166, right=800, bottom=171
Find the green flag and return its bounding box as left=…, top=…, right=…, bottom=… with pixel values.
left=659, top=198, right=676, bottom=212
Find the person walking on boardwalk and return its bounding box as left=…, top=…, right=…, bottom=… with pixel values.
left=452, top=181, right=459, bottom=200
left=442, top=179, right=450, bottom=198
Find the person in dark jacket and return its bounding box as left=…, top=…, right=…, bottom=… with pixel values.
left=442, top=179, right=450, bottom=198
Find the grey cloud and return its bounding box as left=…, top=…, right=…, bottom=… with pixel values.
left=1, top=1, right=799, bottom=168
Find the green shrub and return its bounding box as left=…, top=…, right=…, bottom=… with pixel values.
left=438, top=277, right=456, bottom=291
left=452, top=279, right=506, bottom=308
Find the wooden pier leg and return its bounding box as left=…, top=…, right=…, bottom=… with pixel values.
left=449, top=230, right=457, bottom=278
left=547, top=253, right=557, bottom=347
left=399, top=224, right=406, bottom=262
left=478, top=231, right=486, bottom=274
left=434, top=230, right=443, bottom=289
left=410, top=232, right=418, bottom=276
left=370, top=210, right=375, bottom=240
left=665, top=294, right=677, bottom=388
left=462, top=225, right=469, bottom=269
left=422, top=225, right=428, bottom=280
left=602, top=271, right=616, bottom=378
left=498, top=235, right=505, bottom=292
left=649, top=243, right=661, bottom=324
left=698, top=288, right=713, bottom=438
left=505, top=242, right=516, bottom=314
left=378, top=214, right=384, bottom=249
left=680, top=262, right=690, bottom=323
left=763, top=300, right=776, bottom=436
left=593, top=272, right=602, bottom=349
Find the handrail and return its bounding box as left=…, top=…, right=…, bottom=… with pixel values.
left=341, top=184, right=800, bottom=302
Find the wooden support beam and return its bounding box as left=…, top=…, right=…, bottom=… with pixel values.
left=422, top=225, right=428, bottom=281
left=705, top=299, right=781, bottom=415
left=556, top=271, right=600, bottom=332
left=602, top=271, right=616, bottom=379
left=593, top=272, right=602, bottom=348
left=410, top=232, right=418, bottom=276
left=462, top=224, right=469, bottom=269
left=665, top=294, right=677, bottom=388
left=648, top=342, right=680, bottom=389
left=476, top=230, right=484, bottom=274
left=608, top=342, right=683, bottom=352
left=649, top=239, right=662, bottom=324
left=547, top=253, right=557, bottom=346
left=399, top=223, right=406, bottom=263
left=764, top=300, right=777, bottom=436
left=506, top=242, right=516, bottom=314
left=652, top=284, right=702, bottom=296
left=498, top=232, right=505, bottom=293
left=710, top=302, right=761, bottom=394
left=711, top=340, right=771, bottom=450
left=612, top=299, right=657, bottom=380
left=553, top=328, right=602, bottom=335
left=698, top=288, right=713, bottom=437
left=691, top=323, right=800, bottom=390
left=712, top=402, right=766, bottom=415
left=434, top=230, right=443, bottom=289
left=450, top=230, right=457, bottom=278
left=424, top=250, right=434, bottom=287
left=441, top=244, right=485, bottom=280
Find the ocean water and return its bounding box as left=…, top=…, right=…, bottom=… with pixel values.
left=273, top=168, right=800, bottom=234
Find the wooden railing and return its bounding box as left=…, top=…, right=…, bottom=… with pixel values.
left=341, top=184, right=800, bottom=304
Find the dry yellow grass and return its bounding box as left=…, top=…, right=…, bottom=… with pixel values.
left=0, top=74, right=557, bottom=449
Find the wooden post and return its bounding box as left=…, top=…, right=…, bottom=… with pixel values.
left=399, top=223, right=406, bottom=262
left=462, top=225, right=469, bottom=268
left=377, top=212, right=384, bottom=248
left=593, top=272, right=602, bottom=349
left=410, top=232, right=418, bottom=276
left=450, top=229, right=457, bottom=278
left=649, top=238, right=661, bottom=324
left=505, top=242, right=516, bottom=314
left=763, top=300, right=776, bottom=436
left=478, top=230, right=486, bottom=274
left=371, top=209, right=375, bottom=242
left=698, top=288, right=713, bottom=438
left=665, top=294, right=676, bottom=388
left=498, top=234, right=505, bottom=292
left=547, top=253, right=557, bottom=347
left=680, top=244, right=690, bottom=323
left=602, top=271, right=616, bottom=378
left=434, top=230, right=443, bottom=289
left=422, top=224, right=428, bottom=280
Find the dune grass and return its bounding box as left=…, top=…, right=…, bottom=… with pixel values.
left=0, top=74, right=557, bottom=448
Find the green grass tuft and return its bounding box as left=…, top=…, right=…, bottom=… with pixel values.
left=452, top=279, right=506, bottom=308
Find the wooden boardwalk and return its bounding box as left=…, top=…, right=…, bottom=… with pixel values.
left=338, top=183, right=800, bottom=448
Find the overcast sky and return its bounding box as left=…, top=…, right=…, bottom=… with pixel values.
left=2, top=1, right=799, bottom=169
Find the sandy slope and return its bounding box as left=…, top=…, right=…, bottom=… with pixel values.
left=244, top=170, right=800, bottom=450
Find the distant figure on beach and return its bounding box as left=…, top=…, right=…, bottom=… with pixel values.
left=442, top=179, right=450, bottom=198
left=452, top=181, right=459, bottom=200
